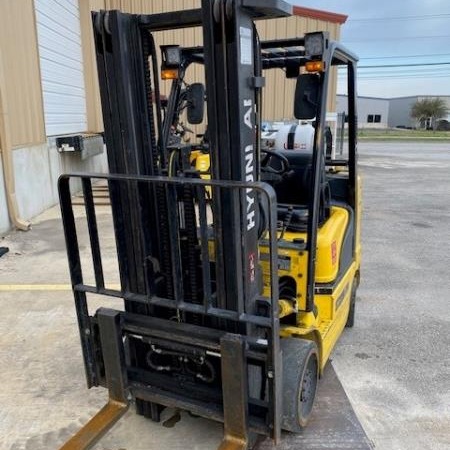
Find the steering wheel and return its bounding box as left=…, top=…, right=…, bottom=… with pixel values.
left=261, top=149, right=290, bottom=175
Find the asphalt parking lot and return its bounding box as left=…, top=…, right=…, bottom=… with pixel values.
left=1, top=141, right=449, bottom=450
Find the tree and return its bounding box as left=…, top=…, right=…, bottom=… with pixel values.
left=410, top=98, right=449, bottom=130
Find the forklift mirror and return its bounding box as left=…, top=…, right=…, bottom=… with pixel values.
left=187, top=83, right=205, bottom=125
left=294, top=74, right=320, bottom=120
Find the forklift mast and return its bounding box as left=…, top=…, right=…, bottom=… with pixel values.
left=93, top=1, right=290, bottom=317
left=203, top=0, right=262, bottom=316
left=59, top=2, right=291, bottom=449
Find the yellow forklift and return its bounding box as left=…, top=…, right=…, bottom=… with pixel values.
left=58, top=1, right=360, bottom=448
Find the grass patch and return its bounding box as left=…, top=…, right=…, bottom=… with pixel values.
left=357, top=128, right=450, bottom=140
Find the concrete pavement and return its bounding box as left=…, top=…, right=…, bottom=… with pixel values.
left=1, top=141, right=449, bottom=449
left=332, top=142, right=450, bottom=450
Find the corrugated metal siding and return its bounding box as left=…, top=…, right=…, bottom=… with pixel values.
left=35, top=0, right=88, bottom=136
left=0, top=0, right=45, bottom=147
left=80, top=0, right=104, bottom=132
left=258, top=16, right=340, bottom=119
left=85, top=1, right=341, bottom=131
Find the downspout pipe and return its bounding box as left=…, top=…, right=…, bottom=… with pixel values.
left=0, top=53, right=31, bottom=231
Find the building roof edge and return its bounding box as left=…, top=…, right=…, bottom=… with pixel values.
left=293, top=5, right=348, bottom=24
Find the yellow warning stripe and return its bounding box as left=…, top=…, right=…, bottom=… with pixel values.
left=0, top=284, right=121, bottom=291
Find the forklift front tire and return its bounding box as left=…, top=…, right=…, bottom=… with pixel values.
left=281, top=338, right=319, bottom=432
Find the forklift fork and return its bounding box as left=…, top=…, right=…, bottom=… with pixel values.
left=60, top=310, right=129, bottom=450
left=59, top=401, right=128, bottom=450
left=219, top=334, right=249, bottom=450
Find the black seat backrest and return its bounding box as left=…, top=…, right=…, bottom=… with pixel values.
left=269, top=150, right=314, bottom=205
left=268, top=150, right=331, bottom=227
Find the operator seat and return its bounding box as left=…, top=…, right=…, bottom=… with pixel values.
left=267, top=150, right=331, bottom=231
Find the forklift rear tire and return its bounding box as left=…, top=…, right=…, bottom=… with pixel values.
left=281, top=338, right=319, bottom=432
left=345, top=279, right=357, bottom=328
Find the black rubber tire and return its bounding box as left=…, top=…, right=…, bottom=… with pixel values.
left=281, top=338, right=319, bottom=432
left=345, top=279, right=357, bottom=328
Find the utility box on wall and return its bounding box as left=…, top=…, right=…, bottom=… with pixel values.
left=56, top=134, right=104, bottom=160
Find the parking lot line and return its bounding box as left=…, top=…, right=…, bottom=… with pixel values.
left=0, top=284, right=121, bottom=291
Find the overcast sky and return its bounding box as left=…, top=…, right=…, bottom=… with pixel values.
left=287, top=0, right=450, bottom=98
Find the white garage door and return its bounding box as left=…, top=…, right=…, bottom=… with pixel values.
left=35, top=0, right=87, bottom=136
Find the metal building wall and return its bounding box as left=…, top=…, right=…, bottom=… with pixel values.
left=337, top=95, right=390, bottom=129
left=388, top=97, right=419, bottom=128
left=84, top=0, right=341, bottom=132
left=0, top=0, right=45, bottom=147
left=35, top=0, right=88, bottom=136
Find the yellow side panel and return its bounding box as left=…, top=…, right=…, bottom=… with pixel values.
left=355, top=175, right=362, bottom=270
left=314, top=295, right=333, bottom=322
left=318, top=266, right=355, bottom=366
left=280, top=264, right=357, bottom=371
left=259, top=206, right=350, bottom=313
left=315, top=207, right=349, bottom=283
left=279, top=206, right=349, bottom=284
left=260, top=246, right=308, bottom=310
